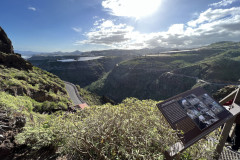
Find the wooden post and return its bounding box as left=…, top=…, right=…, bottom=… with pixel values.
left=214, top=116, right=236, bottom=159
left=214, top=89, right=240, bottom=159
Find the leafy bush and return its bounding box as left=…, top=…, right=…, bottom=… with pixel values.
left=16, top=98, right=218, bottom=160
left=0, top=64, right=71, bottom=113
left=76, top=85, right=103, bottom=105
left=0, top=92, right=38, bottom=112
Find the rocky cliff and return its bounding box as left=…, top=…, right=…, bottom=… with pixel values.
left=0, top=27, right=14, bottom=54
left=0, top=26, right=32, bottom=70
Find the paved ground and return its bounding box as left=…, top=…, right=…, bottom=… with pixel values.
left=220, top=147, right=240, bottom=160
left=64, top=81, right=84, bottom=105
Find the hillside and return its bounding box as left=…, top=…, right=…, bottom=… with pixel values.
left=0, top=27, right=71, bottom=159
left=29, top=56, right=129, bottom=87
left=87, top=42, right=240, bottom=103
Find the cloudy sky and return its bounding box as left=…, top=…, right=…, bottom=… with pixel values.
left=0, top=0, right=240, bottom=52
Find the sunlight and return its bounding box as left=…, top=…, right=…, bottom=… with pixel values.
left=102, top=0, right=162, bottom=19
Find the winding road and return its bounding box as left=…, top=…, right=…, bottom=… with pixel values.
left=166, top=72, right=240, bottom=86
left=64, top=81, right=85, bottom=105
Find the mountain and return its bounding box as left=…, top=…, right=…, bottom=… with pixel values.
left=15, top=50, right=42, bottom=56
left=0, top=27, right=71, bottom=112
left=28, top=40, right=240, bottom=104
left=28, top=47, right=171, bottom=58
left=86, top=42, right=240, bottom=103
left=34, top=50, right=83, bottom=56
left=0, top=27, right=71, bottom=159
left=81, top=47, right=172, bottom=56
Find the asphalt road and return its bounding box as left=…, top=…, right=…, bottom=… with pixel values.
left=64, top=81, right=84, bottom=105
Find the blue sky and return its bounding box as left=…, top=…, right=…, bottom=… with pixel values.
left=0, top=0, right=240, bottom=52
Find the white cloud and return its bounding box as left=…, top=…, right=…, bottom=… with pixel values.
left=168, top=24, right=185, bottom=35
left=187, top=7, right=240, bottom=27
left=77, top=6, right=240, bottom=49
left=75, top=20, right=139, bottom=48
left=209, top=0, right=238, bottom=8
left=102, top=0, right=162, bottom=19
left=28, top=7, right=36, bottom=11
left=72, top=27, right=82, bottom=33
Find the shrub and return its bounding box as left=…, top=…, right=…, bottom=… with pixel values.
left=15, top=98, right=219, bottom=160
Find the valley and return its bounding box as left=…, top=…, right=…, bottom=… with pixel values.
left=29, top=42, right=240, bottom=103
left=29, top=55, right=130, bottom=87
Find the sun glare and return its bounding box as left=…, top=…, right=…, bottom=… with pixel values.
left=102, top=0, right=162, bottom=19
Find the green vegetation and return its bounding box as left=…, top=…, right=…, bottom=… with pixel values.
left=208, top=41, right=240, bottom=50
left=87, top=42, right=240, bottom=103
left=15, top=98, right=218, bottom=159
left=1, top=28, right=227, bottom=159
left=1, top=41, right=239, bottom=159
left=85, top=72, right=109, bottom=93
left=29, top=56, right=127, bottom=87
left=0, top=91, right=40, bottom=112
left=76, top=85, right=103, bottom=105
left=174, top=50, right=240, bottom=82
left=0, top=64, right=71, bottom=113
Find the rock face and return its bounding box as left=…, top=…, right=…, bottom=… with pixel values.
left=0, top=27, right=14, bottom=54
left=0, top=53, right=33, bottom=70
left=0, top=109, right=26, bottom=160
left=0, top=27, right=33, bottom=70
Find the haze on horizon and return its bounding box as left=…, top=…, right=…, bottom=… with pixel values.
left=1, top=0, right=240, bottom=53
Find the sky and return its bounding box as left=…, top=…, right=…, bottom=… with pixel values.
left=0, top=0, right=240, bottom=52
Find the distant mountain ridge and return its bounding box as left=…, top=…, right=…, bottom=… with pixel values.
left=27, top=47, right=173, bottom=58
left=16, top=50, right=83, bottom=57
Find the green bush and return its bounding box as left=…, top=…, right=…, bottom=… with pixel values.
left=16, top=98, right=218, bottom=159
left=76, top=85, right=103, bottom=105
left=0, top=64, right=71, bottom=113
